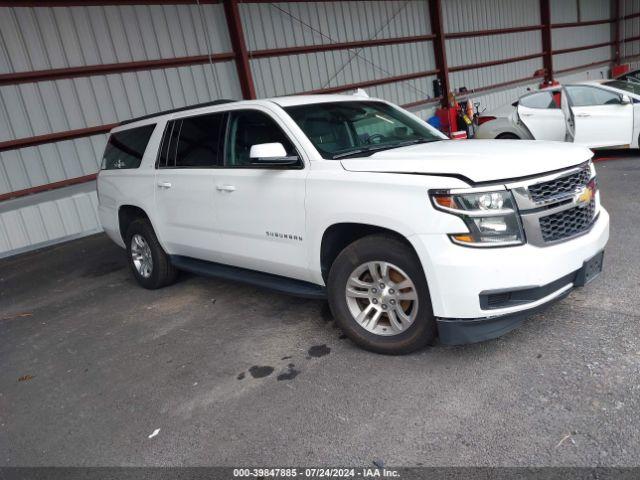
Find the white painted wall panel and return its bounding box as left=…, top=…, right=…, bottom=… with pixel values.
left=0, top=61, right=239, bottom=143
left=579, top=0, right=611, bottom=21
left=551, top=24, right=612, bottom=50
left=447, top=31, right=542, bottom=68
left=553, top=45, right=612, bottom=72
left=241, top=1, right=431, bottom=51
left=450, top=58, right=543, bottom=91
left=551, top=0, right=611, bottom=23
left=0, top=4, right=231, bottom=74
left=556, top=65, right=611, bottom=83
left=251, top=41, right=436, bottom=100
left=443, top=0, right=540, bottom=32
left=0, top=186, right=101, bottom=258
left=0, top=62, right=240, bottom=195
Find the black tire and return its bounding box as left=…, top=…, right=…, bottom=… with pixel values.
left=327, top=234, right=437, bottom=355
left=496, top=132, right=520, bottom=140
left=125, top=218, right=178, bottom=289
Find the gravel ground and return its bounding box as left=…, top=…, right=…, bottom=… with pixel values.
left=1, top=156, right=639, bottom=467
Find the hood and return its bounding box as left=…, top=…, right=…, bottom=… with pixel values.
left=340, top=139, right=592, bottom=184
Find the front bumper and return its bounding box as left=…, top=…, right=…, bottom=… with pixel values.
left=409, top=207, right=609, bottom=343
left=436, top=252, right=602, bottom=344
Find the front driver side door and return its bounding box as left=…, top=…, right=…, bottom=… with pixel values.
left=564, top=85, right=634, bottom=148
left=213, top=107, right=310, bottom=282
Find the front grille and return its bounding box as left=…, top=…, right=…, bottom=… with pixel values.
left=528, top=164, right=591, bottom=203
left=539, top=198, right=596, bottom=242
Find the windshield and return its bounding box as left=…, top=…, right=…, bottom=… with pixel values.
left=284, top=101, right=444, bottom=159
left=603, top=80, right=640, bottom=96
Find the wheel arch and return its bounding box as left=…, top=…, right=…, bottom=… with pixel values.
left=319, top=222, right=420, bottom=284
left=118, top=204, right=151, bottom=244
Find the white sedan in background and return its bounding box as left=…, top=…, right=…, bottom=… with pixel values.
left=475, top=80, right=640, bottom=149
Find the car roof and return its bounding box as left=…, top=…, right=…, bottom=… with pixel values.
left=269, top=93, right=378, bottom=107
left=112, top=93, right=384, bottom=132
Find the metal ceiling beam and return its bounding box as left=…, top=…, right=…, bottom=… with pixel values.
left=445, top=25, right=543, bottom=39
left=302, top=69, right=439, bottom=95
left=249, top=34, right=436, bottom=59
left=553, top=41, right=615, bottom=56
left=0, top=174, right=98, bottom=203
left=0, top=53, right=235, bottom=87
left=449, top=53, right=546, bottom=73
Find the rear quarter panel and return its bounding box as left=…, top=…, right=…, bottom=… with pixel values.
left=97, top=121, right=165, bottom=250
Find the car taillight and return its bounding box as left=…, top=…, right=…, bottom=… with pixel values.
left=477, top=116, right=496, bottom=125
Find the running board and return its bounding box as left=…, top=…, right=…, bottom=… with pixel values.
left=169, top=255, right=327, bottom=300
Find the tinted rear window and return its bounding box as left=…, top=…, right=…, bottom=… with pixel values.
left=519, top=91, right=558, bottom=109
left=101, top=124, right=156, bottom=170
left=175, top=113, right=225, bottom=168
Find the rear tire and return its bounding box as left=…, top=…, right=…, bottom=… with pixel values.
left=327, top=234, right=437, bottom=355
left=125, top=218, right=178, bottom=289
left=496, top=132, right=520, bottom=140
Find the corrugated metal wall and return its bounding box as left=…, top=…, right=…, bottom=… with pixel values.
left=244, top=1, right=437, bottom=107
left=551, top=0, right=612, bottom=73
left=441, top=0, right=542, bottom=112
left=622, top=0, right=640, bottom=61
left=0, top=0, right=635, bottom=257
left=0, top=3, right=241, bottom=257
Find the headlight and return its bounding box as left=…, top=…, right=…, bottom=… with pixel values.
left=430, top=189, right=524, bottom=247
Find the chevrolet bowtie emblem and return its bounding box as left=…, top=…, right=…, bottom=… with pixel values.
left=577, top=185, right=594, bottom=205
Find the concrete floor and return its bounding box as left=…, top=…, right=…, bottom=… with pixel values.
left=1, top=156, right=639, bottom=467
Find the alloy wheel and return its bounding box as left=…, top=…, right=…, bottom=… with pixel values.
left=131, top=234, right=153, bottom=278
left=345, top=261, right=418, bottom=336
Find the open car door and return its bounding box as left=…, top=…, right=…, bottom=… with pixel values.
left=564, top=85, right=633, bottom=148
left=560, top=86, right=575, bottom=143
left=516, top=90, right=566, bottom=141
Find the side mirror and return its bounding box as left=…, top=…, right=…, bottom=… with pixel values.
left=621, top=94, right=631, bottom=104
left=249, top=143, right=299, bottom=166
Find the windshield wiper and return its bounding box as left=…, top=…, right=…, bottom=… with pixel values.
left=331, top=138, right=441, bottom=159
left=331, top=145, right=390, bottom=159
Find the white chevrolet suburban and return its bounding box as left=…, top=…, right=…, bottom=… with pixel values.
left=97, top=94, right=609, bottom=354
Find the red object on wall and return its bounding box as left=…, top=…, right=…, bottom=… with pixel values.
left=435, top=108, right=453, bottom=133
left=612, top=64, right=630, bottom=78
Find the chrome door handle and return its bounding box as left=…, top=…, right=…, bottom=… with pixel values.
left=520, top=113, right=533, bottom=117
left=216, top=185, right=236, bottom=192
left=576, top=113, right=590, bottom=118
left=157, top=181, right=172, bottom=189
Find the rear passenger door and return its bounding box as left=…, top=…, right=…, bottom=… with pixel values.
left=213, top=108, right=310, bottom=281
left=154, top=112, right=224, bottom=261
left=517, top=90, right=566, bottom=141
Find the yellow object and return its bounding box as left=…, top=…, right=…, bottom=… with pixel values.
left=452, top=234, right=474, bottom=243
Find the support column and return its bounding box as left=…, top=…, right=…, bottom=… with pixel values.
left=428, top=0, right=450, bottom=108
left=540, top=0, right=553, bottom=82
left=224, top=0, right=256, bottom=99
left=612, top=0, right=621, bottom=65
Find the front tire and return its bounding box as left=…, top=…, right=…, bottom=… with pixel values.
left=327, top=234, right=436, bottom=354
left=125, top=218, right=178, bottom=289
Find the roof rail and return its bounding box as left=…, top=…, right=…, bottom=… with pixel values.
left=119, top=99, right=236, bottom=126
